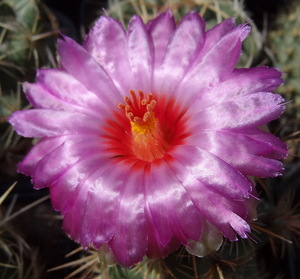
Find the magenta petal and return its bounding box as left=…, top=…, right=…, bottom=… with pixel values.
left=146, top=160, right=202, bottom=246
left=145, top=216, right=181, bottom=259
left=61, top=164, right=124, bottom=249
left=195, top=67, right=284, bottom=109
left=58, top=36, right=122, bottom=103
left=9, top=110, right=101, bottom=138
left=169, top=147, right=251, bottom=240
left=177, top=24, right=250, bottom=105
left=127, top=15, right=153, bottom=93
left=24, top=70, right=108, bottom=118
left=244, top=127, right=288, bottom=157
left=108, top=163, right=147, bottom=267
left=229, top=67, right=284, bottom=92
left=32, top=136, right=104, bottom=189
left=83, top=16, right=135, bottom=94
left=18, top=136, right=67, bottom=176
left=190, top=93, right=285, bottom=131
left=201, top=18, right=236, bottom=54
left=154, top=12, right=205, bottom=94
left=146, top=10, right=176, bottom=69
left=49, top=154, right=106, bottom=213
left=170, top=145, right=252, bottom=201
left=189, top=130, right=287, bottom=177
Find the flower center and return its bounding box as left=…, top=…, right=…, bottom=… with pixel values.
left=118, top=90, right=170, bottom=161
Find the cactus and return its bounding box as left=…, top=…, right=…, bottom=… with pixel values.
left=0, top=0, right=58, bottom=88
left=0, top=0, right=58, bottom=180
left=267, top=1, right=300, bottom=162
left=267, top=2, right=300, bottom=109
left=0, top=184, right=45, bottom=279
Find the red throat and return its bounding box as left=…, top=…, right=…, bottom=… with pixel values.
left=118, top=90, right=170, bottom=161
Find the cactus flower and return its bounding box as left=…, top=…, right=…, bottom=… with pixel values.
left=10, top=11, right=288, bottom=267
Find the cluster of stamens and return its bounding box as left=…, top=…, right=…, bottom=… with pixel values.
left=118, top=90, right=156, bottom=125
left=118, top=90, right=169, bottom=161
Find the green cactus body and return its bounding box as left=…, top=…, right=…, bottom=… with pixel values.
left=267, top=1, right=300, bottom=162
left=268, top=3, right=300, bottom=120
left=0, top=0, right=58, bottom=91
left=0, top=0, right=58, bottom=183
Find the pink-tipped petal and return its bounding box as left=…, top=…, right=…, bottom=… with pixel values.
left=169, top=145, right=252, bottom=201
left=154, top=12, right=206, bottom=94
left=84, top=16, right=135, bottom=94
left=32, top=135, right=104, bottom=189
left=194, top=67, right=284, bottom=109
left=201, top=18, right=236, bottom=54
left=146, top=159, right=202, bottom=246
left=18, top=136, right=67, bottom=176
left=58, top=36, right=122, bottom=103
left=108, top=163, right=147, bottom=267
left=127, top=15, right=153, bottom=93
left=49, top=153, right=106, bottom=213
left=190, top=93, right=285, bottom=131
left=9, top=110, right=101, bottom=138
left=169, top=145, right=251, bottom=240
left=145, top=215, right=181, bottom=259
left=61, top=163, right=125, bottom=249
left=177, top=24, right=250, bottom=106
left=244, top=127, right=289, bottom=157
left=24, top=70, right=108, bottom=118
left=146, top=10, right=176, bottom=69
left=189, top=129, right=287, bottom=177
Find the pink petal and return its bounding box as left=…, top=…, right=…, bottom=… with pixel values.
left=194, top=67, right=284, bottom=109
left=83, top=16, right=135, bottom=94
left=244, top=127, right=288, bottom=156
left=127, top=15, right=153, bottom=93
left=145, top=159, right=202, bottom=246
left=190, top=92, right=285, bottom=131
left=32, top=135, right=104, bottom=189
left=169, top=145, right=251, bottom=240
left=18, top=136, right=67, bottom=176
left=24, top=70, right=109, bottom=118
left=169, top=145, right=252, bottom=201
left=107, top=166, right=147, bottom=267
left=229, top=67, right=283, bottom=92
left=146, top=10, right=176, bottom=69
left=49, top=153, right=107, bottom=213
left=201, top=18, right=236, bottom=54
left=176, top=24, right=250, bottom=106
left=58, top=36, right=122, bottom=104
left=145, top=217, right=181, bottom=259
left=153, top=12, right=205, bottom=94
left=189, top=129, right=287, bottom=177
left=9, top=110, right=101, bottom=138
left=61, top=163, right=123, bottom=249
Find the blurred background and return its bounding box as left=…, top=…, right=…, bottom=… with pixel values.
left=0, top=0, right=300, bottom=278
